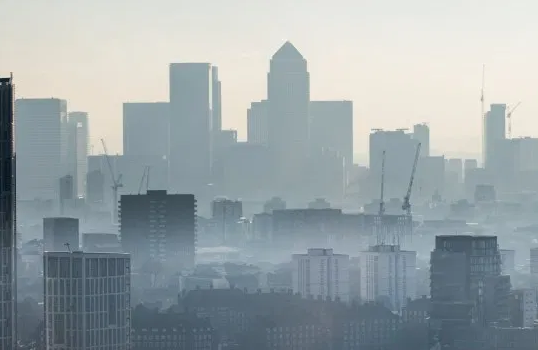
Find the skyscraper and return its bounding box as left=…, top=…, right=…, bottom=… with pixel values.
left=484, top=104, right=506, bottom=169
left=267, top=42, right=310, bottom=195
left=247, top=100, right=269, bottom=146
left=67, top=111, right=89, bottom=198
left=43, top=251, right=131, bottom=350
left=412, top=123, right=430, bottom=157
left=15, top=98, right=67, bottom=200
left=43, top=217, right=79, bottom=252
left=169, top=63, right=218, bottom=193
left=122, top=102, right=169, bottom=158
left=0, top=76, right=16, bottom=350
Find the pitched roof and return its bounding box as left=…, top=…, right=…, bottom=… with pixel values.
left=272, top=41, right=304, bottom=60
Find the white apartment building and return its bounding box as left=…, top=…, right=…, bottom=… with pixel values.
left=292, top=248, right=349, bottom=302
left=359, top=244, right=416, bottom=311
left=43, top=251, right=131, bottom=350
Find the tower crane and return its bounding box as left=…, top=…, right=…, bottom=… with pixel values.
left=402, top=143, right=421, bottom=217
left=379, top=150, right=386, bottom=216
left=100, top=139, right=123, bottom=224
left=507, top=102, right=521, bottom=139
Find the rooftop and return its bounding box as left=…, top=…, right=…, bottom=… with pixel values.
left=272, top=41, right=304, bottom=60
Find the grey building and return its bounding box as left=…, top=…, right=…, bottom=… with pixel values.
left=412, top=123, right=430, bottom=157
left=66, top=111, right=89, bottom=198
left=43, top=251, right=131, bottom=350
left=15, top=98, right=67, bottom=200
left=211, top=198, right=243, bottom=243
left=119, top=190, right=196, bottom=271
left=247, top=100, right=268, bottom=146
left=122, top=102, right=169, bottom=158
left=484, top=103, right=506, bottom=169
left=43, top=217, right=79, bottom=252
left=267, top=42, right=310, bottom=196
left=0, top=76, right=16, bottom=350
left=169, top=63, right=218, bottom=193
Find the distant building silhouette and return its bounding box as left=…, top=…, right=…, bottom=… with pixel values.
left=412, top=123, right=430, bottom=157
left=267, top=42, right=310, bottom=196
left=15, top=98, right=67, bottom=200
left=247, top=100, right=268, bottom=146
left=169, top=63, right=218, bottom=194
left=211, top=198, right=242, bottom=243
left=66, top=111, right=89, bottom=198
left=123, top=102, right=169, bottom=159
left=43, top=217, right=79, bottom=252
left=484, top=103, right=506, bottom=169
left=0, top=76, right=16, bottom=350
left=43, top=251, right=131, bottom=349
left=120, top=190, right=196, bottom=271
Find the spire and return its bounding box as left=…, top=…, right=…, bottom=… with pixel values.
left=272, top=41, right=304, bottom=60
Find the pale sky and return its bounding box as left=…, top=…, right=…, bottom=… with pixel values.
left=1, top=0, right=537, bottom=162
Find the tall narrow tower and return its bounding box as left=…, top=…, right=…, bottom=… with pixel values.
left=0, top=75, right=16, bottom=350
left=267, top=41, right=310, bottom=196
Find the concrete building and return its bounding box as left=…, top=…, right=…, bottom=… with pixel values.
left=484, top=103, right=506, bottom=169
left=359, top=244, right=417, bottom=311
left=0, top=76, right=16, bottom=350
left=412, top=123, right=430, bottom=157
left=211, top=198, right=242, bottom=243
left=292, top=248, right=349, bottom=302
left=309, top=100, right=353, bottom=171
left=43, top=217, right=79, bottom=252
left=499, top=249, right=516, bottom=276
left=119, top=190, right=196, bottom=271
left=15, top=98, right=67, bottom=200
left=122, top=102, right=169, bottom=158
left=66, top=112, right=89, bottom=198
left=267, top=42, right=310, bottom=196
left=510, top=289, right=537, bottom=328
left=169, top=63, right=218, bottom=193
left=43, top=251, right=131, bottom=350
left=247, top=100, right=268, bottom=146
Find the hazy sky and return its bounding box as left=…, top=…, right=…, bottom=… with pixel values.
left=2, top=0, right=537, bottom=162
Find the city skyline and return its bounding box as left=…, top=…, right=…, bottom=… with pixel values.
left=2, top=1, right=538, bottom=159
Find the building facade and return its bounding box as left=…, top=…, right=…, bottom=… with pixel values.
left=43, top=251, right=131, bottom=350
left=292, top=248, right=350, bottom=302
left=484, top=103, right=506, bottom=169
left=120, top=190, right=196, bottom=271
left=0, top=76, right=16, bottom=350
left=67, top=111, right=89, bottom=198
left=412, top=123, right=430, bottom=157
left=247, top=100, right=268, bottom=146
left=43, top=217, right=79, bottom=252
left=359, top=244, right=417, bottom=311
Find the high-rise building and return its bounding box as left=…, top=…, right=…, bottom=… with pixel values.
left=247, top=100, right=268, bottom=146
left=499, top=249, right=515, bottom=276
left=267, top=42, right=310, bottom=195
left=412, top=123, right=430, bottom=157
left=169, top=63, right=218, bottom=193
left=122, top=102, right=169, bottom=158
left=0, top=76, right=16, bottom=350
left=292, top=248, right=349, bottom=302
left=43, top=217, right=79, bottom=252
left=531, top=247, right=538, bottom=290
left=119, top=190, right=196, bottom=271
left=309, top=100, right=353, bottom=172
left=211, top=67, right=222, bottom=150
left=509, top=289, right=537, bottom=328
left=359, top=244, right=417, bottom=311
left=484, top=104, right=506, bottom=169
left=446, top=158, right=463, bottom=183
left=67, top=112, right=89, bottom=198
left=43, top=251, right=131, bottom=350
left=15, top=98, right=67, bottom=200
left=211, top=198, right=242, bottom=243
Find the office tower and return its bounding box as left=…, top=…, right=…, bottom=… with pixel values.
left=86, top=169, right=105, bottom=203
left=15, top=98, right=67, bottom=200
left=412, top=123, right=430, bottom=157
left=292, top=248, right=349, bottom=302
left=509, top=289, right=537, bottom=328
left=267, top=42, right=310, bottom=195
left=211, top=67, right=222, bottom=150
left=484, top=103, right=507, bottom=169
left=43, top=217, right=79, bottom=251
left=430, top=235, right=504, bottom=329
left=169, top=63, right=216, bottom=193
left=211, top=198, right=242, bottom=243
left=369, top=129, right=419, bottom=199
left=531, top=247, right=538, bottom=290
left=247, top=100, right=268, bottom=145
left=0, top=76, right=16, bottom=350
left=122, top=102, right=169, bottom=158
left=309, top=100, right=353, bottom=172
left=66, top=112, right=89, bottom=198
left=359, top=245, right=417, bottom=311
left=446, top=158, right=463, bottom=183
left=499, top=249, right=515, bottom=276
left=43, top=251, right=131, bottom=350
left=120, top=190, right=196, bottom=271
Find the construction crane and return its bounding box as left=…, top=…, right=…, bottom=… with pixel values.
left=506, top=102, right=521, bottom=139
left=379, top=150, right=386, bottom=216
left=100, top=139, right=123, bottom=224
left=137, top=166, right=150, bottom=195
left=402, top=143, right=421, bottom=217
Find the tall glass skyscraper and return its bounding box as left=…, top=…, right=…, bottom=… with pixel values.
left=0, top=75, right=16, bottom=350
